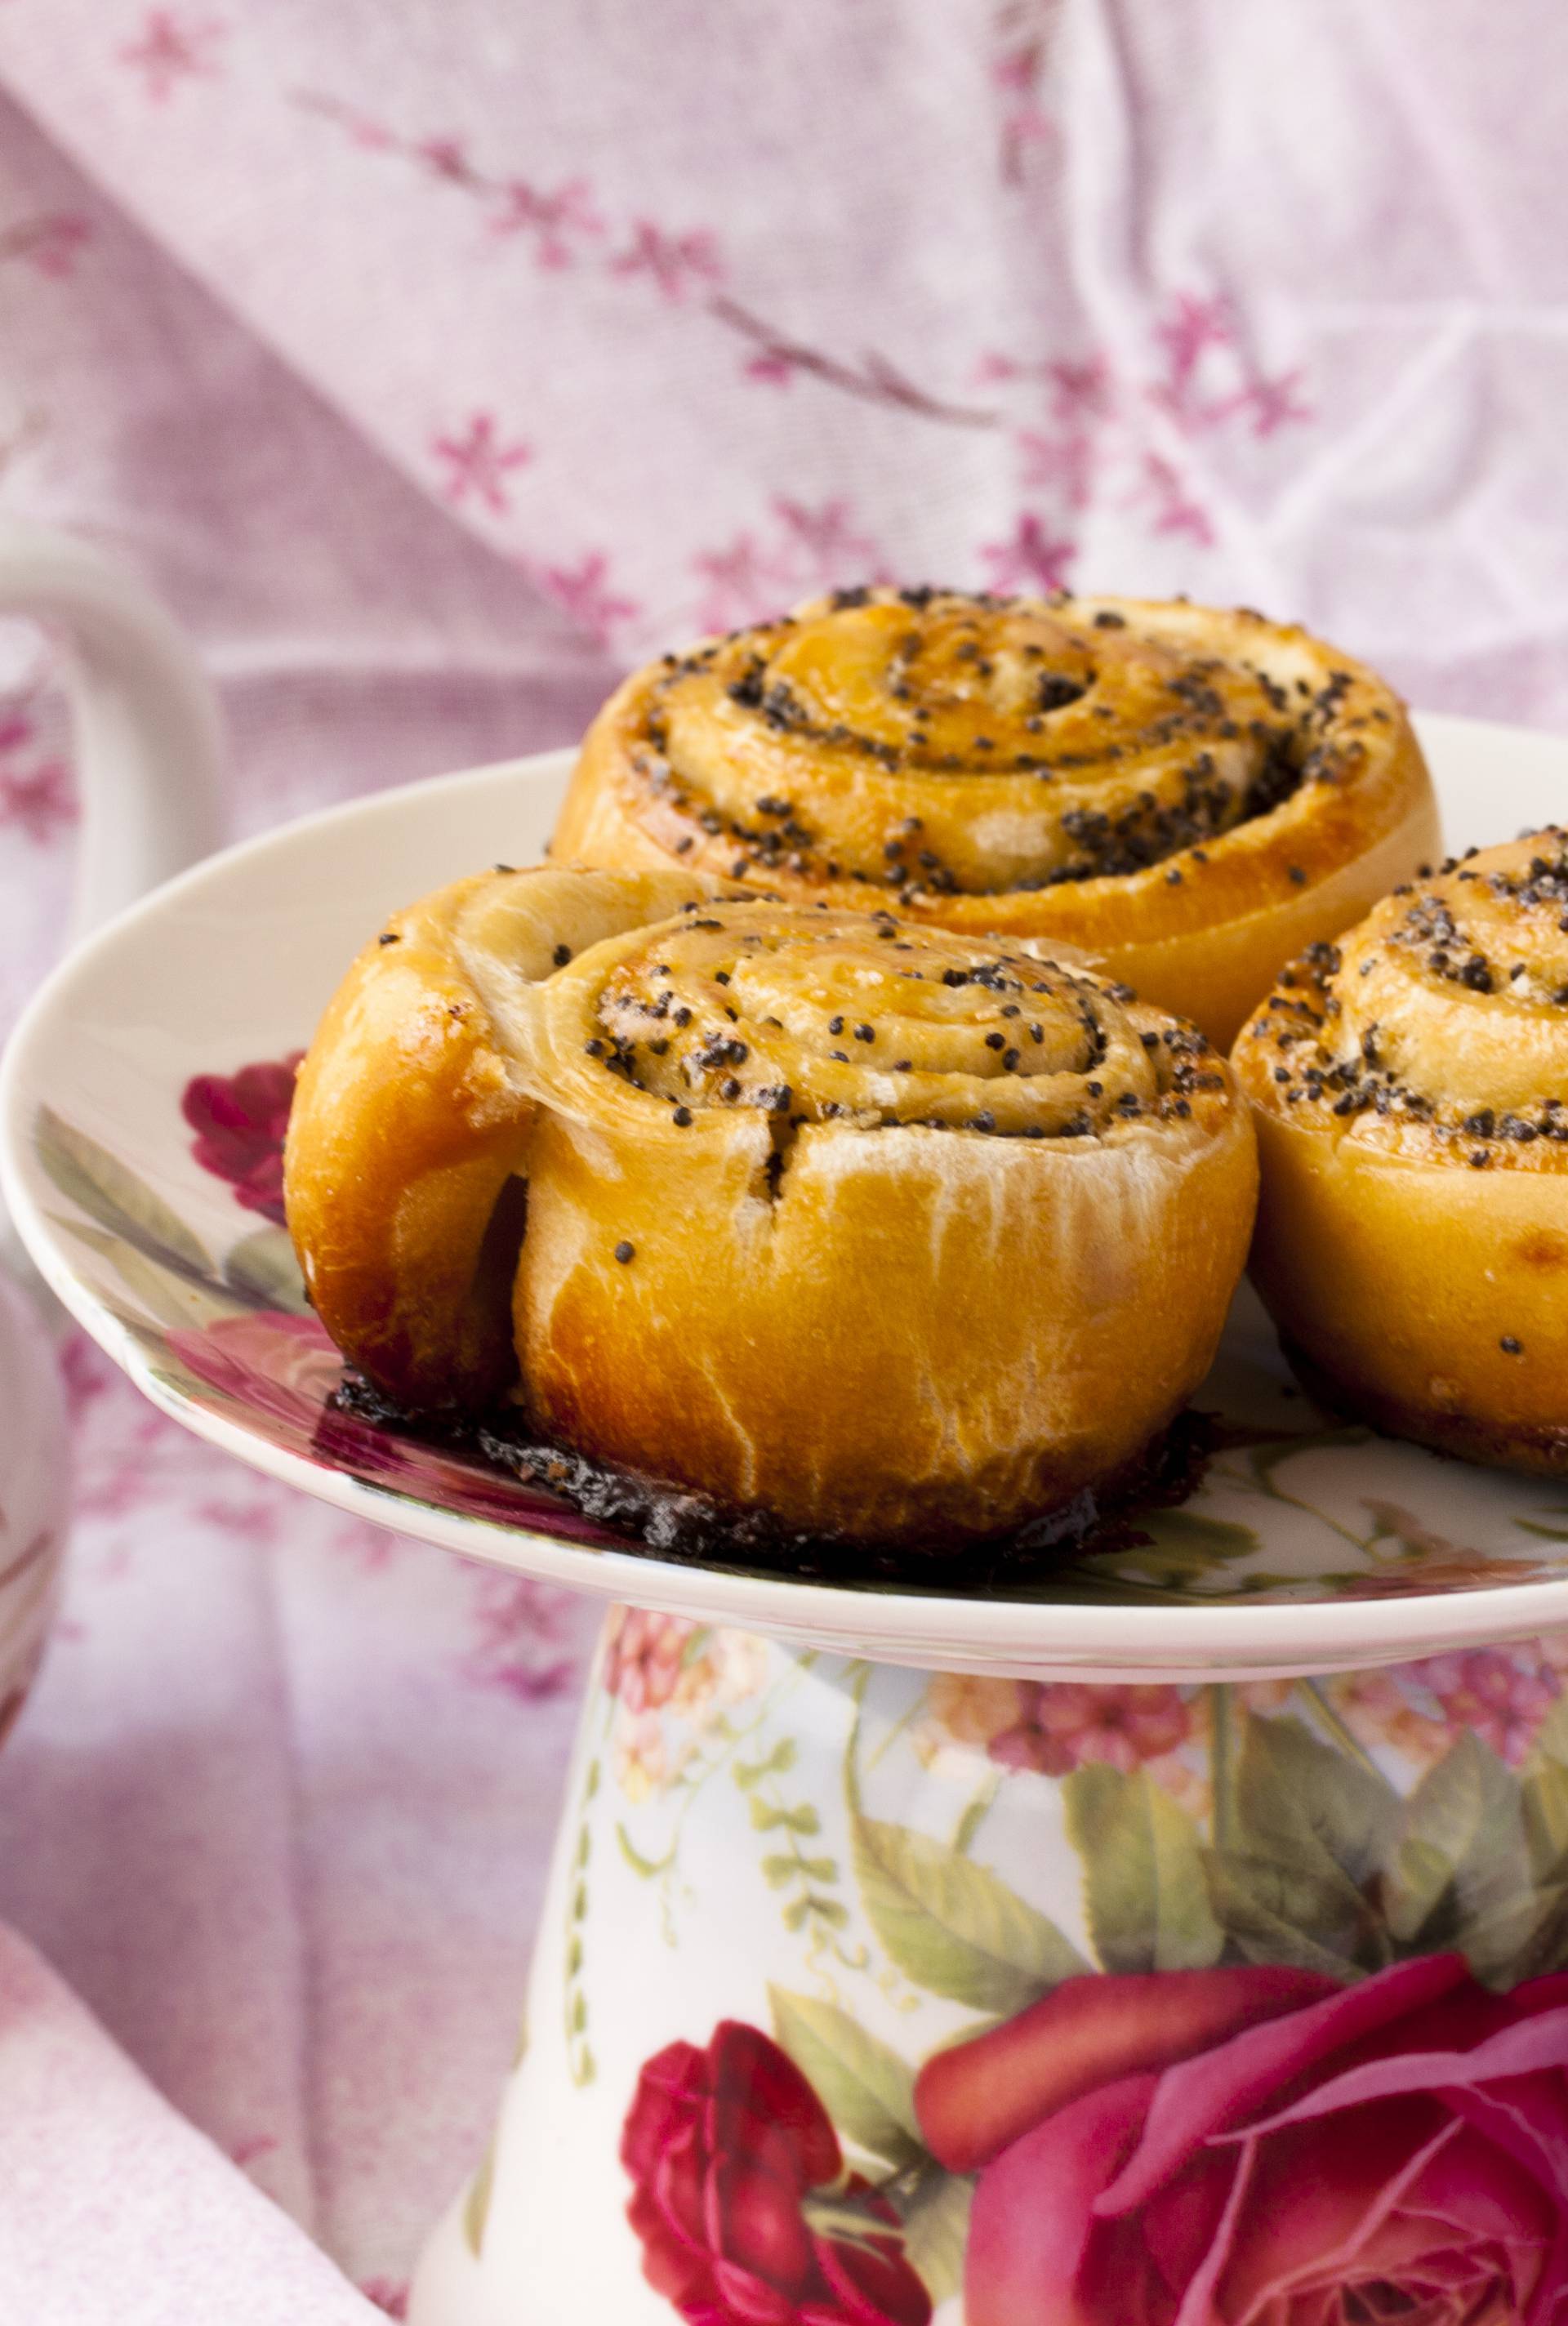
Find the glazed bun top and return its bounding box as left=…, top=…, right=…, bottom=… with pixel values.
left=604, top=586, right=1416, bottom=918
left=1232, top=831, right=1568, bottom=1167
left=528, top=896, right=1228, bottom=1146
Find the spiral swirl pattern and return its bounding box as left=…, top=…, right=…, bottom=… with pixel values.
left=1233, top=831, right=1568, bottom=1477
left=555, top=589, right=1440, bottom=1047
left=535, top=899, right=1222, bottom=1143
left=1236, top=833, right=1568, bottom=1162
left=635, top=590, right=1318, bottom=894
left=287, top=866, right=1257, bottom=1547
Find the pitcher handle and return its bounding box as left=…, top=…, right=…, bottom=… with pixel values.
left=0, top=515, right=223, bottom=940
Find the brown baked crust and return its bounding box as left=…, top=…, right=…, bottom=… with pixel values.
left=1232, top=831, right=1568, bottom=1477
left=283, top=865, right=715, bottom=1409
left=287, top=871, right=1258, bottom=1548
left=551, top=588, right=1441, bottom=1049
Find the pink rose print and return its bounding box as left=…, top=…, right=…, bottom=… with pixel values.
left=601, top=1605, right=700, bottom=1713
left=931, top=1675, right=1191, bottom=1776
left=117, top=8, right=226, bottom=101
left=180, top=1053, right=301, bottom=1225
left=165, top=1309, right=595, bottom=1534
left=917, top=1956, right=1568, bottom=2326
left=431, top=412, right=532, bottom=515
left=1342, top=1642, right=1567, bottom=1770
left=623, top=2022, right=931, bottom=2326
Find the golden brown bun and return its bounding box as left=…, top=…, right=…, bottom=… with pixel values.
left=287, top=867, right=1258, bottom=1548
left=1232, top=831, right=1568, bottom=1474
left=284, top=865, right=715, bottom=1409
left=552, top=588, right=1441, bottom=1050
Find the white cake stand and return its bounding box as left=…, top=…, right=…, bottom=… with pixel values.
left=6, top=725, right=1568, bottom=2324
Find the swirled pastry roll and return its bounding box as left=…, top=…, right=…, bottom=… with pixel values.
left=287, top=866, right=1258, bottom=1551
left=552, top=587, right=1440, bottom=1049
left=1233, top=833, right=1568, bottom=1474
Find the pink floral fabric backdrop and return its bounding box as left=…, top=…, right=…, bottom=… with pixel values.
left=0, top=0, right=1566, bottom=2310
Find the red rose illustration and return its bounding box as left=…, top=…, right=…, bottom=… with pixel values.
left=165, top=1312, right=591, bottom=1531
left=181, top=1054, right=302, bottom=1224
left=915, top=1956, right=1568, bottom=2324
left=622, top=2021, right=931, bottom=2326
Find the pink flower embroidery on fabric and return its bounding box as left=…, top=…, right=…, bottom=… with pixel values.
left=1017, top=428, right=1096, bottom=510
left=991, top=0, right=1058, bottom=182
left=977, top=353, right=1113, bottom=425
left=0, top=758, right=75, bottom=844
left=195, top=1495, right=282, bottom=1547
left=1147, top=291, right=1312, bottom=442
left=415, top=135, right=471, bottom=185
left=1134, top=452, right=1214, bottom=546
left=743, top=349, right=798, bottom=387
left=537, top=550, right=640, bottom=646
left=1234, top=366, right=1314, bottom=438
left=330, top=1517, right=401, bottom=1572
left=1045, top=356, right=1114, bottom=424
left=117, top=9, right=226, bottom=100
left=980, top=512, right=1076, bottom=595
left=462, top=1571, right=577, bottom=1703
left=431, top=412, right=532, bottom=515
left=0, top=214, right=93, bottom=279
left=691, top=498, right=889, bottom=633
left=611, top=221, right=724, bottom=302
left=773, top=495, right=882, bottom=573
left=1152, top=291, right=1236, bottom=404
left=60, top=1331, right=113, bottom=1426
left=692, top=534, right=778, bottom=632
left=491, top=177, right=603, bottom=269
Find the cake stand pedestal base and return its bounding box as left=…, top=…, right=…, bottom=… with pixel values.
left=410, top=1606, right=1568, bottom=2325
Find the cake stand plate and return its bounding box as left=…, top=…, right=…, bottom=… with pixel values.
left=3, top=715, right=1567, bottom=2322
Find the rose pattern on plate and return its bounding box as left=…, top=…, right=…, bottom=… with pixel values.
left=180, top=1053, right=301, bottom=1226
left=24, top=1070, right=1568, bottom=1607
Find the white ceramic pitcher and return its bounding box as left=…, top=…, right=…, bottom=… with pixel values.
left=0, top=514, right=223, bottom=1735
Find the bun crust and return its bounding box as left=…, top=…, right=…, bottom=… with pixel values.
left=287, top=868, right=1258, bottom=1549
left=1232, top=832, right=1568, bottom=1474
left=552, top=589, right=1441, bottom=1049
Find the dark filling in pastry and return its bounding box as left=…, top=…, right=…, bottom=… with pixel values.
left=630, top=586, right=1378, bottom=902
left=326, top=1372, right=1218, bottom=1593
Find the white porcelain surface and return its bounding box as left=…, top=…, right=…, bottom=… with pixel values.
left=4, top=715, right=1568, bottom=1681
left=408, top=1606, right=1568, bottom=2326
left=0, top=517, right=225, bottom=1727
